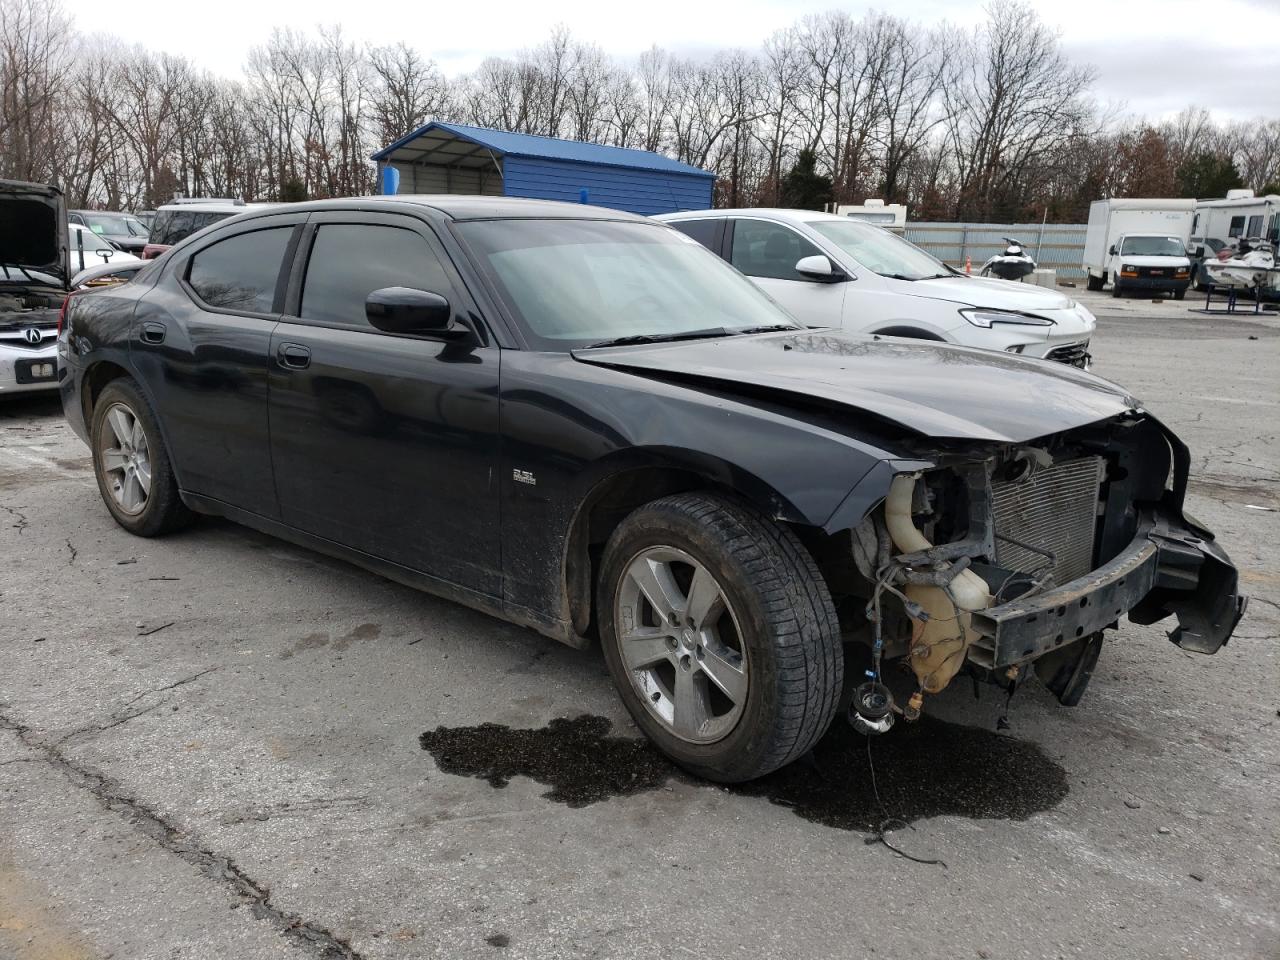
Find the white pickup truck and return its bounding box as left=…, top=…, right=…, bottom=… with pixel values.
left=1083, top=199, right=1194, bottom=297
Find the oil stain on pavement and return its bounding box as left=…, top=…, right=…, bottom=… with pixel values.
left=419, top=714, right=1069, bottom=831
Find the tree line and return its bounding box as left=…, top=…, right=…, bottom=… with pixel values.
left=2, top=0, right=1276, bottom=222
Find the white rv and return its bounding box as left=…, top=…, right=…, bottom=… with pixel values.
left=828, top=199, right=908, bottom=232
left=1190, top=190, right=1280, bottom=247
left=1082, top=199, right=1195, bottom=296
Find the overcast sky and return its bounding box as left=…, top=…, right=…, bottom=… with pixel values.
left=68, top=0, right=1271, bottom=122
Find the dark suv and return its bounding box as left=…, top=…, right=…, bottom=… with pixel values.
left=142, top=199, right=269, bottom=259
left=58, top=197, right=1245, bottom=783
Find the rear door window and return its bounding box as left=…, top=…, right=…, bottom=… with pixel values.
left=729, top=219, right=823, bottom=280
left=667, top=218, right=724, bottom=255
left=298, top=223, right=454, bottom=329
left=187, top=227, right=293, bottom=313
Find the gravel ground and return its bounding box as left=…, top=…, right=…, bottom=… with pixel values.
left=1, top=288, right=1277, bottom=960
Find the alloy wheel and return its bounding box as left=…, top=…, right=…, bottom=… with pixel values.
left=98, top=402, right=151, bottom=515
left=614, top=546, right=748, bottom=744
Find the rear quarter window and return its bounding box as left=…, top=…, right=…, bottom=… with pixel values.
left=186, top=227, right=293, bottom=313
left=667, top=218, right=723, bottom=254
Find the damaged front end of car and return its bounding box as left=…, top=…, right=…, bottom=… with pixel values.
left=839, top=408, right=1247, bottom=729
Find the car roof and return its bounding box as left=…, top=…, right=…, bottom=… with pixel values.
left=242, top=195, right=649, bottom=223
left=655, top=208, right=853, bottom=226
left=155, top=201, right=271, bottom=214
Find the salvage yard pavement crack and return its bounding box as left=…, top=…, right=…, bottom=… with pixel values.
left=0, top=501, right=29, bottom=534
left=0, top=709, right=364, bottom=960
left=123, top=667, right=219, bottom=706
left=52, top=667, right=222, bottom=746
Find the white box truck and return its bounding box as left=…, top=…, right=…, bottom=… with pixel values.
left=1083, top=199, right=1195, bottom=297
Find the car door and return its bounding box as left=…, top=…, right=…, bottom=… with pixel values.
left=726, top=218, right=847, bottom=327
left=131, top=212, right=305, bottom=518
left=267, top=211, right=501, bottom=596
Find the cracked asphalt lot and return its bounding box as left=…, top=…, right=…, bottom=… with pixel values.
left=1, top=290, right=1278, bottom=960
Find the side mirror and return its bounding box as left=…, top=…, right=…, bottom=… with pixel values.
left=95, top=248, right=114, bottom=263
left=1108, top=244, right=1118, bottom=256
left=365, top=286, right=452, bottom=334
left=1193, top=246, right=1205, bottom=259
left=795, top=254, right=842, bottom=282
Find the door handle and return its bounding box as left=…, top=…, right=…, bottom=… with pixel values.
left=140, top=321, right=166, bottom=344
left=276, top=342, right=311, bottom=370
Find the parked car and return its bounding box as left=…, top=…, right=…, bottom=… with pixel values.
left=60, top=196, right=1244, bottom=782
left=1105, top=234, right=1193, bottom=299
left=1, top=179, right=68, bottom=397
left=655, top=209, right=1095, bottom=368
left=1188, top=236, right=1229, bottom=290
left=68, top=223, right=140, bottom=274
left=142, top=198, right=271, bottom=259
left=67, top=209, right=150, bottom=254
left=133, top=210, right=157, bottom=230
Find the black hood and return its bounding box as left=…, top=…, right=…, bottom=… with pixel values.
left=573, top=330, right=1139, bottom=444
left=0, top=179, right=68, bottom=288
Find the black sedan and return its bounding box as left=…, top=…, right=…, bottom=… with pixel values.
left=57, top=197, right=1246, bottom=782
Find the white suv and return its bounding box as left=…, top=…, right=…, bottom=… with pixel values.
left=656, top=209, right=1096, bottom=367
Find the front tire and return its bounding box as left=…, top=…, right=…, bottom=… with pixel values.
left=597, top=492, right=842, bottom=783
left=1112, top=282, right=1123, bottom=298
left=90, top=378, right=193, bottom=537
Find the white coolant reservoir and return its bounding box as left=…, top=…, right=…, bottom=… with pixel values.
left=884, top=474, right=992, bottom=694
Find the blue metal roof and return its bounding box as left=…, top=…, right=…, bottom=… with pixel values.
left=372, top=121, right=715, bottom=179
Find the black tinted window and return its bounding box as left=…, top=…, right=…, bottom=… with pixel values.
left=730, top=219, right=822, bottom=280
left=300, top=224, right=452, bottom=328
left=187, top=227, right=292, bottom=313
left=668, top=218, right=722, bottom=253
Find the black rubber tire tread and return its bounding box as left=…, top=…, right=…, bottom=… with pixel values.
left=90, top=377, right=194, bottom=537
left=1086, top=273, right=1104, bottom=292
left=598, top=491, right=842, bottom=783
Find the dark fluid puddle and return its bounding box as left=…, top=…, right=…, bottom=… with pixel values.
left=419, top=714, right=1069, bottom=831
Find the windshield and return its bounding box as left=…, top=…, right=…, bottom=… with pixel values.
left=808, top=219, right=948, bottom=280
left=457, top=219, right=800, bottom=350
left=83, top=213, right=149, bottom=237
left=1120, top=236, right=1186, bottom=257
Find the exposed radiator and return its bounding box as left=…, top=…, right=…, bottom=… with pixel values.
left=991, top=455, right=1103, bottom=586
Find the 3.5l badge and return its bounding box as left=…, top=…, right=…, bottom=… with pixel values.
left=512, top=469, right=537, bottom=486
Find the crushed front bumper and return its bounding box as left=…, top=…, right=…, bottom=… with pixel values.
left=969, top=512, right=1246, bottom=668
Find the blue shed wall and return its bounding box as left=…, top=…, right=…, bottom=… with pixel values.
left=501, top=156, right=713, bottom=215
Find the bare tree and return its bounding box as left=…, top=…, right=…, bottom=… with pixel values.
left=944, top=0, right=1097, bottom=220
left=369, top=42, right=450, bottom=145
left=0, top=0, right=73, bottom=181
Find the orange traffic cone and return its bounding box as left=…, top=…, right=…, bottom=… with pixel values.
left=965, top=256, right=972, bottom=275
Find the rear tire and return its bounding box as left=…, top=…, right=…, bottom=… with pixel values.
left=1086, top=273, right=1104, bottom=292
left=90, top=378, right=194, bottom=537
left=597, top=492, right=842, bottom=783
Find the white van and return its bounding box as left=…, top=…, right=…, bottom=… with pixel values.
left=1082, top=199, right=1194, bottom=295
left=655, top=208, right=1096, bottom=367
